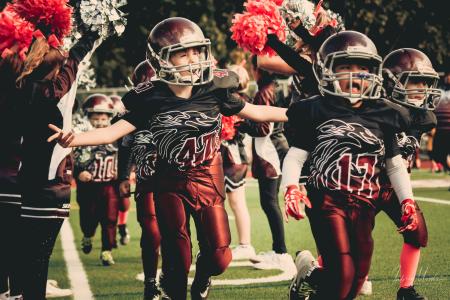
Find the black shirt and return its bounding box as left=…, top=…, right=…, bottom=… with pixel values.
left=121, top=70, right=245, bottom=171
left=287, top=95, right=410, bottom=200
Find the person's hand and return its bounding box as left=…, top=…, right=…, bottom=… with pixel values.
left=78, top=171, right=92, bottom=182
left=47, top=124, right=75, bottom=147
left=284, top=185, right=312, bottom=222
left=119, top=180, right=131, bottom=198
left=398, top=199, right=418, bottom=233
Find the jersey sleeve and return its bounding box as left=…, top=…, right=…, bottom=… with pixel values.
left=219, top=90, right=246, bottom=116
left=286, top=100, right=315, bottom=151
left=120, top=87, right=155, bottom=129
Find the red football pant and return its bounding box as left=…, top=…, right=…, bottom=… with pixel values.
left=135, top=185, right=161, bottom=279
left=155, top=156, right=232, bottom=300
left=307, top=190, right=375, bottom=300
left=76, top=181, right=120, bottom=250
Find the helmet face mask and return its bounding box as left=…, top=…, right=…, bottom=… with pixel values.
left=314, top=31, right=383, bottom=104
left=146, top=18, right=214, bottom=86
left=382, top=48, right=441, bottom=110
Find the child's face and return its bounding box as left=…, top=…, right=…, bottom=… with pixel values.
left=169, top=47, right=201, bottom=79
left=334, top=63, right=371, bottom=95
left=405, top=78, right=428, bottom=103
left=89, top=113, right=111, bottom=128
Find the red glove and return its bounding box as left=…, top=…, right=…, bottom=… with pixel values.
left=398, top=199, right=418, bottom=233
left=284, top=185, right=312, bottom=221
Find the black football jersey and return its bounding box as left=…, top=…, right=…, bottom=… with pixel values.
left=121, top=70, right=245, bottom=171
left=287, top=95, right=411, bottom=201
left=396, top=109, right=436, bottom=164
left=73, top=144, right=118, bottom=182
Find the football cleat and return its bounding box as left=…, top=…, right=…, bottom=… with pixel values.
left=289, top=250, right=319, bottom=300
left=118, top=224, right=130, bottom=245
left=397, top=286, right=427, bottom=300
left=81, top=236, right=92, bottom=254
left=0, top=291, right=9, bottom=300
left=191, top=277, right=211, bottom=300
left=143, top=278, right=160, bottom=300
left=100, top=250, right=115, bottom=266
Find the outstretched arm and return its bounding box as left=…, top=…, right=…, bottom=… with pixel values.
left=48, top=119, right=136, bottom=147
left=237, top=102, right=288, bottom=122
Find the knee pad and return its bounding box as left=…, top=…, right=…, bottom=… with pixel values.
left=200, top=205, right=231, bottom=249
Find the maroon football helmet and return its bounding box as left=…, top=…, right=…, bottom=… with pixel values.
left=146, top=17, right=214, bottom=85
left=314, top=30, right=383, bottom=103
left=131, top=60, right=155, bottom=86
left=109, top=95, right=126, bottom=115
left=382, top=48, right=441, bottom=110
left=82, top=94, right=115, bottom=115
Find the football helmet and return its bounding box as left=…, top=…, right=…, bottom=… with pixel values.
left=382, top=48, right=441, bottom=110
left=131, top=60, right=155, bottom=86
left=110, top=95, right=126, bottom=115
left=314, top=30, right=383, bottom=103
left=82, top=94, right=114, bottom=128
left=146, top=17, right=214, bottom=86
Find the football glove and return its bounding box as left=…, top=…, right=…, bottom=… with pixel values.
left=284, top=185, right=311, bottom=221
left=398, top=198, right=418, bottom=233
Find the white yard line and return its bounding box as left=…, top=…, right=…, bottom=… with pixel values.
left=415, top=196, right=450, bottom=205
left=60, top=219, right=94, bottom=300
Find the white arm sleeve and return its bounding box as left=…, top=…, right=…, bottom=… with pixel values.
left=281, top=147, right=310, bottom=190
left=386, top=155, right=414, bottom=203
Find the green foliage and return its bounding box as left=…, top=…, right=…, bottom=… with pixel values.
left=84, top=0, right=448, bottom=86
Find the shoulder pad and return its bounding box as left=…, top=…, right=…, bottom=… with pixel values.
left=133, top=81, right=154, bottom=94
left=212, top=69, right=239, bottom=89
left=291, top=94, right=321, bottom=105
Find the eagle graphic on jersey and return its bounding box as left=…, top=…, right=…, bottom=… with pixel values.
left=131, top=129, right=157, bottom=182
left=309, top=119, right=385, bottom=199
left=149, top=111, right=222, bottom=170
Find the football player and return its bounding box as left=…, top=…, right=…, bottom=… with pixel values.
left=48, top=17, right=288, bottom=300
left=110, top=94, right=132, bottom=246
left=374, top=48, right=440, bottom=300
left=117, top=60, right=161, bottom=300
left=281, top=31, right=418, bottom=300
left=73, top=94, right=120, bottom=266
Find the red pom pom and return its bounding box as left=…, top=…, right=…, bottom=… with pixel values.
left=221, top=115, right=239, bottom=141
left=231, top=0, right=286, bottom=56
left=0, top=4, right=35, bottom=60
left=269, top=0, right=285, bottom=6
left=12, top=0, right=73, bottom=41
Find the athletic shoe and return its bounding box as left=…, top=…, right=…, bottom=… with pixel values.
left=143, top=278, right=160, bottom=300
left=158, top=272, right=171, bottom=300
left=231, top=244, right=256, bottom=260
left=397, top=286, right=427, bottom=300
left=191, top=277, right=211, bottom=300
left=118, top=224, right=130, bottom=245
left=0, top=291, right=9, bottom=300
left=46, top=280, right=73, bottom=298
left=8, top=296, right=23, bottom=300
left=288, top=250, right=319, bottom=300
left=81, top=236, right=92, bottom=254
left=252, top=252, right=297, bottom=276
left=100, top=250, right=115, bottom=266
left=359, top=278, right=373, bottom=296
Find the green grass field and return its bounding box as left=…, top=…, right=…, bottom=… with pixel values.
left=48, top=173, right=450, bottom=299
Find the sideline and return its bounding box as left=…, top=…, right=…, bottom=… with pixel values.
left=60, top=219, right=94, bottom=300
